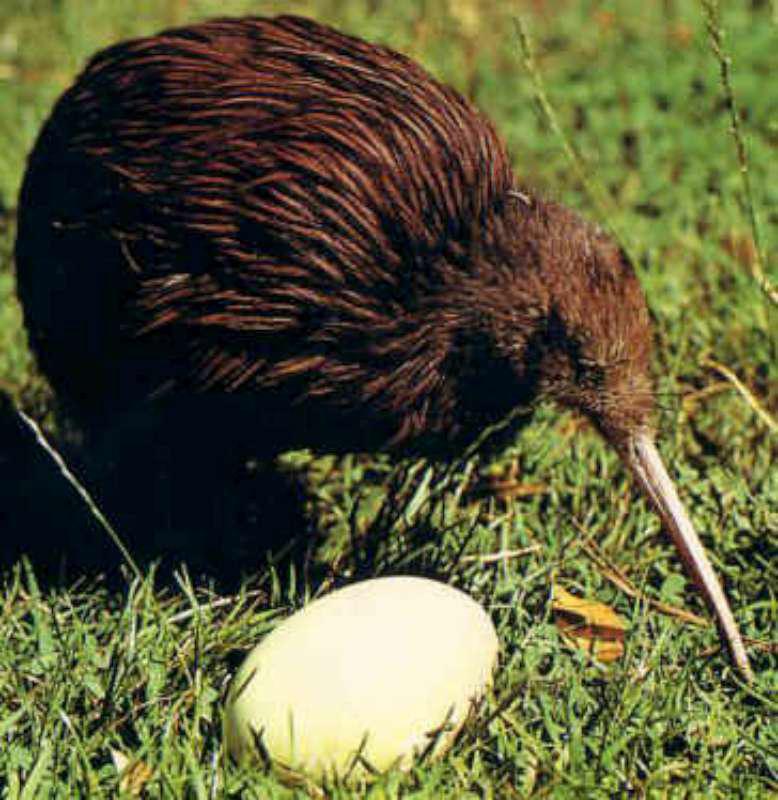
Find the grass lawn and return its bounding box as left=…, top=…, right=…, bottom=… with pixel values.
left=0, top=0, right=776, bottom=796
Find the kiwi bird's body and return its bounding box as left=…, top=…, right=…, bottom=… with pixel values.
left=15, top=15, right=648, bottom=455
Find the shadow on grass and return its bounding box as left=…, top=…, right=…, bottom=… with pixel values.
left=0, top=384, right=490, bottom=600
left=0, top=390, right=315, bottom=592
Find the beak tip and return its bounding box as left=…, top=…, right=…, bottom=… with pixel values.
left=624, top=433, right=754, bottom=682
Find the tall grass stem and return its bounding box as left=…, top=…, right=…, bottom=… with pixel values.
left=701, top=0, right=776, bottom=310
left=16, top=408, right=143, bottom=581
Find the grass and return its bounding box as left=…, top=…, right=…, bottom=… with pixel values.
left=1, top=0, right=776, bottom=796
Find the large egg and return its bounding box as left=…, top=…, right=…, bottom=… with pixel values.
left=224, top=576, right=498, bottom=779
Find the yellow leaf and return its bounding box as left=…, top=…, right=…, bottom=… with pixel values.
left=110, top=749, right=153, bottom=797
left=553, top=586, right=627, bottom=663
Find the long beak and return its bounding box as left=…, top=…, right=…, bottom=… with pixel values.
left=625, top=432, right=752, bottom=681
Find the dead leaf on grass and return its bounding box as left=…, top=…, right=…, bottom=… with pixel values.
left=111, top=749, right=153, bottom=797
left=553, top=586, right=627, bottom=663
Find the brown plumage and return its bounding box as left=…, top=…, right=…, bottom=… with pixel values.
left=14, top=15, right=751, bottom=677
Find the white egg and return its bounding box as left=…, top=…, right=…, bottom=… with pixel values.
left=224, top=576, right=498, bottom=780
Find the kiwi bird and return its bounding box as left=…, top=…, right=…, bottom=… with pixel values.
left=14, top=15, right=751, bottom=678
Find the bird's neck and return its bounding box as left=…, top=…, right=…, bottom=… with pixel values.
left=450, top=197, right=554, bottom=355
left=399, top=200, right=553, bottom=450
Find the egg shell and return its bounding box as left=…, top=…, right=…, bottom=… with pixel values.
left=224, top=576, right=498, bottom=779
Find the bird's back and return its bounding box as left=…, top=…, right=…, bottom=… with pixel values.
left=15, top=15, right=513, bottom=448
